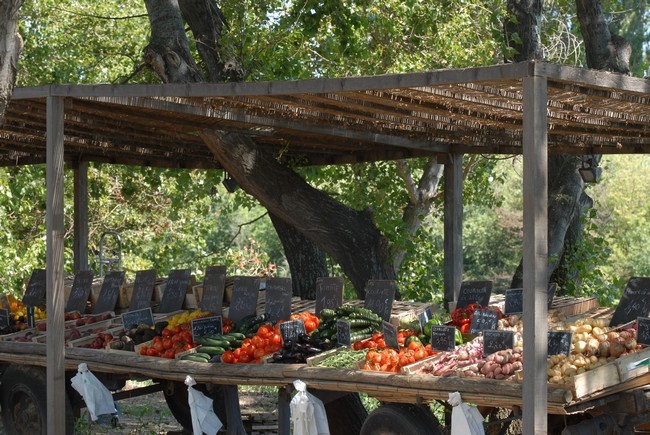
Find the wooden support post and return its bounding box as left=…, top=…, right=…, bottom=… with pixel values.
left=522, top=75, right=548, bottom=434
left=46, top=96, right=66, bottom=435
left=222, top=384, right=247, bottom=435
left=444, top=153, right=463, bottom=311
left=73, top=160, right=89, bottom=272
left=278, top=386, right=292, bottom=435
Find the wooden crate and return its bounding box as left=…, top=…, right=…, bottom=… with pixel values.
left=616, top=347, right=650, bottom=382
left=551, top=296, right=599, bottom=316
left=571, top=360, right=620, bottom=399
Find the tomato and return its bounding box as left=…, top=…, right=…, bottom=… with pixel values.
left=398, top=355, right=409, bottom=367
left=414, top=348, right=427, bottom=361
left=146, top=348, right=158, bottom=357
left=270, top=333, right=282, bottom=346
left=252, top=335, right=264, bottom=348
left=163, top=350, right=175, bottom=359
left=223, top=324, right=232, bottom=334
left=245, top=344, right=256, bottom=357
left=364, top=340, right=378, bottom=349
left=238, top=352, right=251, bottom=363
left=253, top=348, right=266, bottom=359
left=233, top=348, right=241, bottom=359
left=153, top=341, right=165, bottom=353
left=162, top=328, right=172, bottom=339
left=162, top=338, right=173, bottom=350
left=139, top=345, right=149, bottom=356
left=257, top=325, right=271, bottom=337
left=407, top=341, right=422, bottom=351
left=182, top=331, right=193, bottom=344
left=353, top=340, right=365, bottom=351
left=173, top=325, right=182, bottom=335
left=221, top=350, right=234, bottom=364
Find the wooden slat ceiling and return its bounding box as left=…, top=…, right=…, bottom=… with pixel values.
left=2, top=61, right=648, bottom=169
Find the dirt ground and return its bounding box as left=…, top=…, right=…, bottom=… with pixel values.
left=0, top=382, right=279, bottom=435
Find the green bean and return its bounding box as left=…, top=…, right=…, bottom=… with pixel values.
left=315, top=349, right=367, bottom=368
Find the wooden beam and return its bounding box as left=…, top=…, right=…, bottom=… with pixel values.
left=73, top=160, right=89, bottom=272
left=444, top=153, right=463, bottom=311
left=46, top=96, right=66, bottom=435
left=522, top=75, right=549, bottom=434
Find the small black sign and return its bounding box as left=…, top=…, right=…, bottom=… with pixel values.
left=129, top=269, right=157, bottom=311
left=456, top=281, right=492, bottom=309
left=470, top=308, right=499, bottom=334
left=0, top=308, right=9, bottom=329
left=315, top=277, right=344, bottom=316
left=22, top=269, right=46, bottom=307
left=548, top=330, right=573, bottom=356
left=65, top=270, right=94, bottom=314
left=418, top=307, right=433, bottom=333
left=504, top=288, right=523, bottom=315
left=637, top=317, right=650, bottom=346
left=547, top=283, right=557, bottom=309
left=336, top=319, right=351, bottom=346
left=264, top=277, right=292, bottom=323
left=483, top=330, right=515, bottom=356
left=280, top=319, right=306, bottom=345
left=364, top=280, right=396, bottom=322
left=191, top=316, right=223, bottom=342
left=610, top=277, right=650, bottom=327
left=121, top=307, right=154, bottom=331
left=157, top=269, right=191, bottom=313
left=26, top=306, right=35, bottom=328
left=93, top=271, right=125, bottom=314
left=228, top=276, right=260, bottom=324
left=382, top=321, right=399, bottom=349
left=429, top=325, right=456, bottom=352
left=199, top=266, right=226, bottom=314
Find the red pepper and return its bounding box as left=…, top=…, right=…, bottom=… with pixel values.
left=451, top=308, right=471, bottom=326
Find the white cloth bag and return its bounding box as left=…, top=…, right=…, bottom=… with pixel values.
left=448, top=391, right=485, bottom=435
left=290, top=379, right=330, bottom=435
left=185, top=375, right=223, bottom=435
left=70, top=363, right=117, bottom=421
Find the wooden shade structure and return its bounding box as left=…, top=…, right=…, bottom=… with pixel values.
left=2, top=60, right=649, bottom=434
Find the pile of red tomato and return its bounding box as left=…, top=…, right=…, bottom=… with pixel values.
left=289, top=312, right=320, bottom=334
left=138, top=323, right=195, bottom=359
left=356, top=331, right=437, bottom=373
left=222, top=323, right=284, bottom=364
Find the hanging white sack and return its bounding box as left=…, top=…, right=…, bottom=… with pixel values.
left=448, top=391, right=485, bottom=435
left=185, top=375, right=223, bottom=435
left=290, top=379, right=330, bottom=435
left=69, top=363, right=117, bottom=421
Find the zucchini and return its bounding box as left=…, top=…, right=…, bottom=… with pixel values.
left=199, top=346, right=227, bottom=356
left=198, top=336, right=231, bottom=348
left=180, top=354, right=211, bottom=363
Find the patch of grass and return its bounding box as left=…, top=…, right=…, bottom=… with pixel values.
left=239, top=385, right=278, bottom=394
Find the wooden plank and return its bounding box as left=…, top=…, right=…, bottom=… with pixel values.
left=522, top=75, right=549, bottom=434
left=72, top=160, right=89, bottom=273
left=616, top=347, right=650, bottom=382
left=572, top=361, right=620, bottom=399
left=46, top=96, right=66, bottom=435
left=444, top=153, right=463, bottom=309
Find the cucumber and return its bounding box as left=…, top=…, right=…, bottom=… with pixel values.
left=320, top=308, right=336, bottom=320
left=200, top=337, right=231, bottom=348
left=224, top=332, right=246, bottom=341
left=199, top=346, right=226, bottom=356
left=180, top=354, right=210, bottom=363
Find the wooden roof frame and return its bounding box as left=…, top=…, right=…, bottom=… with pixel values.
left=7, top=60, right=647, bottom=434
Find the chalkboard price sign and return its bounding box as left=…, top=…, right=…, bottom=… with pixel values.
left=0, top=308, right=9, bottom=329
left=470, top=309, right=499, bottom=334
left=637, top=317, right=650, bottom=346
left=382, top=321, right=399, bottom=349
left=121, top=307, right=154, bottom=331
left=264, top=277, right=292, bottom=323
left=337, top=319, right=351, bottom=346
left=548, top=331, right=573, bottom=356
left=129, top=269, right=156, bottom=311
left=429, top=325, right=456, bottom=352
left=26, top=306, right=35, bottom=328
left=22, top=269, right=46, bottom=308
left=504, top=288, right=524, bottom=315
left=157, top=269, right=191, bottom=313
left=280, top=319, right=306, bottom=345
left=228, top=276, right=260, bottom=324
left=314, top=277, right=344, bottom=316
left=418, top=307, right=433, bottom=333
left=456, top=281, right=493, bottom=309
left=191, top=316, right=223, bottom=342
left=610, top=277, right=650, bottom=327
left=199, top=266, right=226, bottom=314
left=93, top=271, right=125, bottom=314
left=483, top=330, right=514, bottom=356
left=65, top=270, right=94, bottom=314
left=364, top=280, right=396, bottom=322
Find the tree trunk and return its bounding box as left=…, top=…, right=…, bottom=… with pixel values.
left=200, top=130, right=396, bottom=298
left=0, top=0, right=24, bottom=124
left=143, top=0, right=204, bottom=83
left=269, top=212, right=328, bottom=299
left=178, top=0, right=243, bottom=82
left=504, top=0, right=543, bottom=61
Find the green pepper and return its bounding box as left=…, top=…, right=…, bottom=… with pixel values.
left=455, top=327, right=464, bottom=345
